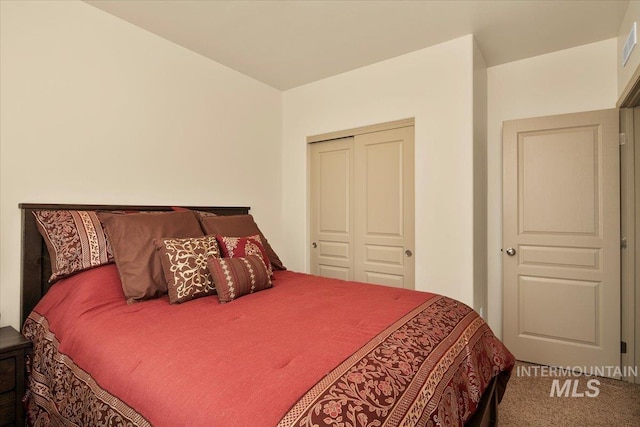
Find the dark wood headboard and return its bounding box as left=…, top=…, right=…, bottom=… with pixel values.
left=19, top=203, right=250, bottom=327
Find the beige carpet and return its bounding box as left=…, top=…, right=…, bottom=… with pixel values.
left=499, top=361, right=640, bottom=426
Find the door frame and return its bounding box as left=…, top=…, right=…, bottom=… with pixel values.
left=618, top=72, right=640, bottom=384
left=306, top=118, right=415, bottom=144
left=619, top=109, right=635, bottom=383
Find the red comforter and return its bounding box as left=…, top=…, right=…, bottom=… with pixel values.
left=23, top=265, right=514, bottom=426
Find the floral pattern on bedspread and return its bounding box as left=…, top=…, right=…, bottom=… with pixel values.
left=278, top=296, right=514, bottom=427
left=23, top=313, right=150, bottom=427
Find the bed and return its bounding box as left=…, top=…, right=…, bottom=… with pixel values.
left=19, top=203, right=514, bottom=427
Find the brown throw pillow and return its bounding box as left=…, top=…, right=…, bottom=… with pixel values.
left=154, top=235, right=221, bottom=304
left=198, top=214, right=285, bottom=270
left=98, top=210, right=203, bottom=303
left=207, top=255, right=272, bottom=303
left=33, top=210, right=114, bottom=282
left=170, top=206, right=218, bottom=218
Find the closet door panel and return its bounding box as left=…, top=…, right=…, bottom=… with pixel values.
left=354, top=127, right=415, bottom=289
left=309, top=138, right=354, bottom=280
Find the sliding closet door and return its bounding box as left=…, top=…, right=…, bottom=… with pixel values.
left=309, top=138, right=355, bottom=280
left=354, top=126, right=415, bottom=289
left=309, top=122, right=415, bottom=289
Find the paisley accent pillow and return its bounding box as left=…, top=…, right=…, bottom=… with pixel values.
left=207, top=255, right=272, bottom=303
left=215, top=234, right=273, bottom=276
left=33, top=210, right=114, bottom=282
left=154, top=235, right=221, bottom=304
left=199, top=214, right=285, bottom=270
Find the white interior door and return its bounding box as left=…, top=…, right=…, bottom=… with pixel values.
left=309, top=137, right=354, bottom=280
left=503, top=109, right=620, bottom=375
left=354, top=127, right=415, bottom=289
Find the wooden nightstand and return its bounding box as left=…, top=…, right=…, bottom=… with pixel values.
left=0, top=326, right=32, bottom=426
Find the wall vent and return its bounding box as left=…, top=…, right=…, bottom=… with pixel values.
left=623, top=22, right=637, bottom=66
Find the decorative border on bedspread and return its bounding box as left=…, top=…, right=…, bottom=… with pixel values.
left=278, top=296, right=513, bottom=427
left=23, top=313, right=151, bottom=427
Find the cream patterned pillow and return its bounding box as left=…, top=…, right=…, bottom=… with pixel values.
left=154, top=235, right=221, bottom=304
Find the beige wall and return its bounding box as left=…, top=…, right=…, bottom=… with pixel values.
left=282, top=36, right=479, bottom=306
left=487, top=39, right=618, bottom=337
left=473, top=39, right=488, bottom=318
left=618, top=1, right=640, bottom=99
left=0, top=1, right=283, bottom=329
left=0, top=2, right=623, bottom=337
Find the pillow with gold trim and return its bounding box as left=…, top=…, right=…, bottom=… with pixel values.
left=33, top=210, right=114, bottom=282
left=207, top=255, right=272, bottom=303
left=154, top=235, right=221, bottom=304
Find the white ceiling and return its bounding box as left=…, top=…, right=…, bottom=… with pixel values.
left=85, top=0, right=630, bottom=90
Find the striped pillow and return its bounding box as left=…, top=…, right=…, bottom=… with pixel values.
left=33, top=210, right=114, bottom=282
left=215, top=234, right=273, bottom=276
left=207, top=255, right=272, bottom=303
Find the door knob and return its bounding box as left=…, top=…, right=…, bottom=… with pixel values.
left=505, top=247, right=516, bottom=256
left=405, top=249, right=413, bottom=257
left=312, top=242, right=317, bottom=248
